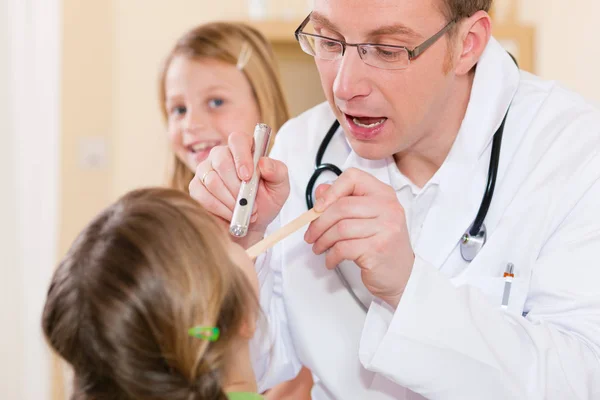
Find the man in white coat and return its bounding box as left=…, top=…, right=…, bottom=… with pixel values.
left=190, top=0, right=600, bottom=398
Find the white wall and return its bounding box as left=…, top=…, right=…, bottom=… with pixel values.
left=520, top=0, right=600, bottom=104
left=0, top=1, right=61, bottom=399
left=0, top=0, right=23, bottom=396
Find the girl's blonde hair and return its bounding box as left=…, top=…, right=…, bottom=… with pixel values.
left=42, top=188, right=258, bottom=399
left=159, top=22, right=291, bottom=191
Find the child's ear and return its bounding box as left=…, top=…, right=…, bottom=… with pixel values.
left=238, top=313, right=257, bottom=339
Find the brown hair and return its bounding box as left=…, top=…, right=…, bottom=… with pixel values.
left=437, top=0, right=493, bottom=72
left=159, top=22, right=291, bottom=192
left=42, top=188, right=258, bottom=400
left=439, top=0, right=494, bottom=21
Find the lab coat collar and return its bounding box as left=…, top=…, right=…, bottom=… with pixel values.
left=447, top=37, right=520, bottom=165
left=340, top=37, right=520, bottom=270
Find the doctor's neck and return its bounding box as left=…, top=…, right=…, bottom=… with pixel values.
left=394, top=69, right=475, bottom=188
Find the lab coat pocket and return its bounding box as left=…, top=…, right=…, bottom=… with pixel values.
left=461, top=276, right=529, bottom=317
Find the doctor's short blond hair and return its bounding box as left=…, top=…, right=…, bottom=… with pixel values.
left=159, top=22, right=290, bottom=192
left=440, top=0, right=494, bottom=22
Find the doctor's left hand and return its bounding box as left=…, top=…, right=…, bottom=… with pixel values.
left=304, top=168, right=415, bottom=309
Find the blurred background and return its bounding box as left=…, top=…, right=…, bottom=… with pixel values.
left=1, top=0, right=599, bottom=399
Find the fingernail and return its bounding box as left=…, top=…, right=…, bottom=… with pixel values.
left=251, top=213, right=258, bottom=223
left=239, top=165, right=250, bottom=181
left=315, top=197, right=326, bottom=212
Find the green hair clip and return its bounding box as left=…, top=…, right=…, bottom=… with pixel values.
left=188, top=326, right=220, bottom=342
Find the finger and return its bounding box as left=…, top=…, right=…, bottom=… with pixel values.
left=210, top=146, right=242, bottom=200
left=314, top=168, right=386, bottom=212
left=202, top=167, right=237, bottom=211
left=258, top=158, right=289, bottom=206
left=324, top=238, right=365, bottom=270
left=228, top=131, right=254, bottom=181
left=189, top=160, right=213, bottom=200
left=188, top=180, right=234, bottom=222
left=304, top=196, right=379, bottom=243
left=312, top=219, right=378, bottom=255
left=314, top=183, right=331, bottom=201
left=258, top=157, right=287, bottom=187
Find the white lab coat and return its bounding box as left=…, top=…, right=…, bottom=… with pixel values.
left=250, top=37, right=600, bottom=399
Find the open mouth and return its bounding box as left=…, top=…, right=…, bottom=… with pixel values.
left=187, top=141, right=220, bottom=154
left=349, top=115, right=388, bottom=128
left=342, top=112, right=388, bottom=140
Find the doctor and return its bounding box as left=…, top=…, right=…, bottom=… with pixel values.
left=190, top=0, right=600, bottom=398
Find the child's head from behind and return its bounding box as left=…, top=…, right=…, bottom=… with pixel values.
left=42, top=188, right=258, bottom=400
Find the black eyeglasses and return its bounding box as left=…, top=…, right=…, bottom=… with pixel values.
left=294, top=13, right=456, bottom=70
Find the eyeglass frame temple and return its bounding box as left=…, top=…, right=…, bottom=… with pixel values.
left=294, top=13, right=312, bottom=40
left=409, top=19, right=456, bottom=59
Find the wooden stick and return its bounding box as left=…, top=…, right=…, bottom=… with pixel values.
left=246, top=208, right=321, bottom=260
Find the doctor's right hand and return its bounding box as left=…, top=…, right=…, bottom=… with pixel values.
left=189, top=131, right=290, bottom=248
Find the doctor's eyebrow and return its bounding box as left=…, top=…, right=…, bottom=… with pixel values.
left=309, top=12, right=422, bottom=41
left=309, top=12, right=343, bottom=34
left=367, top=24, right=422, bottom=41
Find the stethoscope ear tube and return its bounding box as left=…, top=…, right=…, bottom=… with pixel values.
left=460, top=106, right=509, bottom=261
left=305, top=120, right=342, bottom=209
left=305, top=164, right=343, bottom=209
left=469, top=112, right=507, bottom=236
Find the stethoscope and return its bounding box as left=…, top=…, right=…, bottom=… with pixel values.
left=305, top=103, right=511, bottom=312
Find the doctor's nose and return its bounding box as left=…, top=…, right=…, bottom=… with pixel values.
left=333, top=47, right=371, bottom=102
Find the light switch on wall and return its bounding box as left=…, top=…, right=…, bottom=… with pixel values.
left=78, top=136, right=109, bottom=170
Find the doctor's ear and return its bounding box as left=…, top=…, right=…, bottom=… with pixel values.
left=452, top=10, right=492, bottom=76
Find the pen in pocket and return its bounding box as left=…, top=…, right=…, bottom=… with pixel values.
left=501, top=262, right=514, bottom=309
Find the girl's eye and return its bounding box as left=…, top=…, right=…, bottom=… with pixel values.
left=171, top=105, right=186, bottom=116
left=208, top=98, right=224, bottom=109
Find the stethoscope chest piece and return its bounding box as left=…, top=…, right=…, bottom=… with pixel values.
left=460, top=223, right=487, bottom=262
